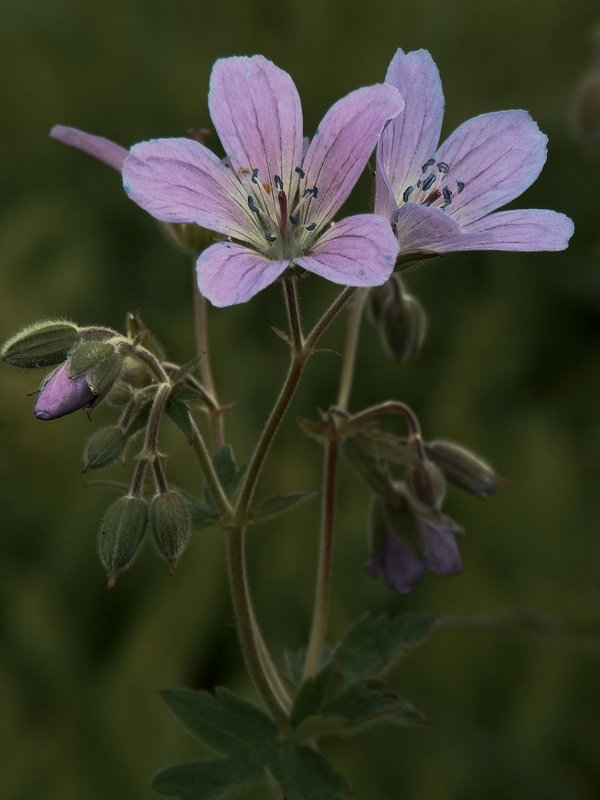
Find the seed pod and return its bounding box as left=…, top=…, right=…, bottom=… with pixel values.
left=406, top=459, right=447, bottom=512
left=426, top=440, right=500, bottom=497
left=1, top=319, right=80, bottom=368
left=150, top=490, right=192, bottom=569
left=82, top=425, right=128, bottom=471
left=97, top=496, right=148, bottom=587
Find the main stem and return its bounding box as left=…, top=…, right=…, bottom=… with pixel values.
left=193, top=276, right=225, bottom=450
left=336, top=288, right=367, bottom=411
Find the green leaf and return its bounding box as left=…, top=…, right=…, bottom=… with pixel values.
left=290, top=664, right=337, bottom=728
left=178, top=490, right=221, bottom=528
left=249, top=492, right=318, bottom=525
left=160, top=687, right=278, bottom=764
left=152, top=758, right=259, bottom=799
left=213, top=446, right=242, bottom=495
left=170, top=355, right=202, bottom=383
left=322, top=682, right=427, bottom=729
left=333, top=612, right=438, bottom=686
left=270, top=742, right=348, bottom=800
left=126, top=402, right=152, bottom=437
left=284, top=645, right=333, bottom=688
left=166, top=395, right=194, bottom=442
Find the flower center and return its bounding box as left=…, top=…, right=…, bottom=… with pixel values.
left=399, top=158, right=465, bottom=212
left=238, top=164, right=319, bottom=258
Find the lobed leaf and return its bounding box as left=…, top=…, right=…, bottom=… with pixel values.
left=270, top=742, right=349, bottom=800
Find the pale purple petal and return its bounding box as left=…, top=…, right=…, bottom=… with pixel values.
left=300, top=85, right=404, bottom=228
left=296, top=214, right=398, bottom=286
left=375, top=49, right=444, bottom=213
left=50, top=125, right=128, bottom=172
left=34, top=363, right=96, bottom=420
left=367, top=527, right=427, bottom=595
left=196, top=241, right=289, bottom=307
left=208, top=56, right=303, bottom=219
left=395, top=203, right=465, bottom=254
left=461, top=209, right=574, bottom=251
left=123, top=138, right=265, bottom=248
left=436, top=110, right=548, bottom=226
left=422, top=520, right=463, bottom=576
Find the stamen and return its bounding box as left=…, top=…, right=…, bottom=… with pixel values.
left=274, top=175, right=284, bottom=190
left=295, top=166, right=305, bottom=178
left=251, top=168, right=259, bottom=183
left=422, top=174, right=436, bottom=191
left=442, top=187, right=453, bottom=203
left=302, top=188, right=313, bottom=198
left=247, top=196, right=260, bottom=214
left=422, top=189, right=441, bottom=206
left=456, top=181, right=465, bottom=193
left=306, top=223, right=317, bottom=231
left=312, top=186, right=318, bottom=198
left=421, top=158, right=436, bottom=173
left=416, top=179, right=422, bottom=188
left=289, top=215, right=299, bottom=225
left=402, top=186, right=414, bottom=203
left=263, top=184, right=271, bottom=193
left=265, top=233, right=277, bottom=242
left=437, top=162, right=449, bottom=173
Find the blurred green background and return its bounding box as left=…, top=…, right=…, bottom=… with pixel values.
left=2, top=0, right=600, bottom=797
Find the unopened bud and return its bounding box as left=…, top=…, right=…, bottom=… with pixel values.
left=34, top=362, right=97, bottom=420
left=381, top=496, right=429, bottom=559
left=68, top=340, right=124, bottom=398
left=159, top=221, right=216, bottom=256
left=150, top=490, right=192, bottom=569
left=1, top=319, right=80, bottom=368
left=366, top=281, right=395, bottom=325
left=380, top=293, right=427, bottom=361
left=97, top=495, right=148, bottom=587
left=406, top=459, right=446, bottom=512
left=426, top=440, right=500, bottom=498
left=83, top=425, right=128, bottom=471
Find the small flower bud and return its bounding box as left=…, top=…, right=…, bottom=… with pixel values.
left=426, top=440, right=501, bottom=497
left=34, top=362, right=97, bottom=420
left=97, top=495, right=148, bottom=587
left=82, top=425, right=128, bottom=471
left=159, top=221, right=216, bottom=256
left=1, top=319, right=80, bottom=368
left=380, top=293, right=427, bottom=361
left=406, top=459, right=447, bottom=512
left=366, top=281, right=395, bottom=325
left=150, top=490, right=192, bottom=569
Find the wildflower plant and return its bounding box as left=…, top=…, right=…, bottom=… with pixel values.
left=3, top=51, right=573, bottom=798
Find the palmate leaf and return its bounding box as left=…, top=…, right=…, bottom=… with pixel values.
left=270, top=742, right=349, bottom=800
left=152, top=757, right=259, bottom=799
left=178, top=489, right=221, bottom=528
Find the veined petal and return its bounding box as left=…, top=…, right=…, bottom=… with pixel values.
left=367, top=528, right=426, bottom=595
left=196, top=241, right=289, bottom=307
left=208, top=56, right=303, bottom=219
left=50, top=125, right=127, bottom=172
left=300, top=84, right=404, bottom=228
left=395, top=203, right=465, bottom=254
left=461, top=209, right=574, bottom=251
left=423, top=521, right=463, bottom=576
left=436, top=110, right=548, bottom=226
left=123, top=138, right=265, bottom=247
left=296, top=214, right=398, bottom=286
left=375, top=49, right=444, bottom=212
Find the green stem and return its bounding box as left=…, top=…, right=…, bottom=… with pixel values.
left=303, top=422, right=340, bottom=678
left=336, top=288, right=368, bottom=411
left=193, top=276, right=225, bottom=450
left=189, top=418, right=232, bottom=518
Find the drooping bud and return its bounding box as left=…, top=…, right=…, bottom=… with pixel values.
left=1, top=319, right=80, bottom=368
left=366, top=280, right=396, bottom=325
left=150, top=489, right=192, bottom=569
left=426, top=440, right=501, bottom=498
left=380, top=292, right=427, bottom=361
left=97, top=495, right=148, bottom=587
left=406, top=459, right=447, bottom=512
left=82, top=425, right=128, bottom=471
left=34, top=362, right=97, bottom=420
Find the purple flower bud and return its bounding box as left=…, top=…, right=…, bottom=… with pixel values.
left=33, top=362, right=97, bottom=420
left=368, top=499, right=462, bottom=594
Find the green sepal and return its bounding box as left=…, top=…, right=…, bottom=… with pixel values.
left=87, top=350, right=124, bottom=394
left=150, top=490, right=192, bottom=567
left=151, top=757, right=261, bottom=799
left=68, top=340, right=115, bottom=377
left=205, top=446, right=245, bottom=507
left=166, top=394, right=194, bottom=443
left=97, top=495, right=148, bottom=587
left=270, top=741, right=349, bottom=800
left=160, top=687, right=278, bottom=764
left=1, top=319, right=80, bottom=368
left=295, top=415, right=329, bottom=442
left=343, top=435, right=401, bottom=505
left=178, top=489, right=221, bottom=529
left=82, top=425, right=127, bottom=471
left=290, top=664, right=337, bottom=728
left=169, top=356, right=202, bottom=383
left=248, top=492, right=318, bottom=525
left=126, top=402, right=153, bottom=437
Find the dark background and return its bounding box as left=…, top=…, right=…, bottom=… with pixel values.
left=2, top=0, right=600, bottom=797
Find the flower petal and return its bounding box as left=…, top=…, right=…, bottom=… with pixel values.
left=208, top=56, right=303, bottom=220
left=123, top=138, right=264, bottom=247
left=461, top=209, right=575, bottom=251
left=34, top=363, right=96, bottom=420
left=367, top=528, right=426, bottom=595
left=296, top=214, right=398, bottom=287
left=436, top=110, right=548, bottom=226
left=300, top=84, right=404, bottom=228
left=375, top=49, right=444, bottom=214
left=423, top=520, right=463, bottom=576
left=395, top=203, right=464, bottom=254
left=196, top=241, right=289, bottom=307
left=50, top=125, right=127, bottom=172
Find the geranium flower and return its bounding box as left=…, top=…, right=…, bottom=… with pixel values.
left=368, top=504, right=463, bottom=595
left=121, top=55, right=403, bottom=306
left=375, top=49, right=574, bottom=255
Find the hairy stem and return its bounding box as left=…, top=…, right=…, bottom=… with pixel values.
left=336, top=288, right=368, bottom=411
left=193, top=277, right=225, bottom=450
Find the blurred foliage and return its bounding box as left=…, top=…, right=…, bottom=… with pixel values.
left=2, top=0, right=600, bottom=797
